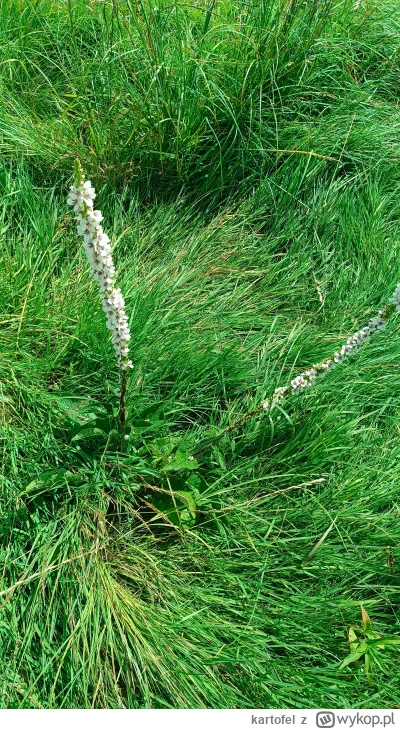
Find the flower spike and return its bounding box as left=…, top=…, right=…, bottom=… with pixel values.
left=67, top=161, right=133, bottom=372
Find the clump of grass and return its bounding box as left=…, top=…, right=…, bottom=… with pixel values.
left=0, top=0, right=398, bottom=204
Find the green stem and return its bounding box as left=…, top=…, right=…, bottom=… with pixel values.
left=119, top=369, right=127, bottom=437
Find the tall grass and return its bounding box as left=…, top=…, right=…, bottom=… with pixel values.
left=1, top=0, right=400, bottom=709
left=1, top=0, right=398, bottom=200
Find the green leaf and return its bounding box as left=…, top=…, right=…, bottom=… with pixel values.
left=93, top=417, right=117, bottom=435
left=130, top=401, right=167, bottom=430
left=360, top=604, right=377, bottom=639
left=54, top=396, right=107, bottom=425
left=162, top=450, right=198, bottom=472
left=339, top=641, right=368, bottom=669
left=130, top=418, right=154, bottom=430
left=71, top=425, right=107, bottom=442
left=148, top=436, right=181, bottom=458
left=365, top=652, right=374, bottom=686
left=148, top=486, right=197, bottom=528
left=348, top=627, right=359, bottom=653
left=367, top=636, right=400, bottom=648
left=185, top=472, right=208, bottom=493
left=175, top=490, right=197, bottom=522
left=20, top=468, right=72, bottom=498
left=140, top=401, right=166, bottom=419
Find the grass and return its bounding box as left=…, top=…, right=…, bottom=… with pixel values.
left=1, top=0, right=400, bottom=709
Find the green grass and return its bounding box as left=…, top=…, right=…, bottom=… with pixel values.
left=1, top=0, right=400, bottom=709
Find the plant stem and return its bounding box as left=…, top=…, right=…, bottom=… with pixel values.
left=119, top=369, right=127, bottom=436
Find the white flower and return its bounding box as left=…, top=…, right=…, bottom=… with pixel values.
left=390, top=282, right=400, bottom=307
left=90, top=210, right=103, bottom=224
left=369, top=316, right=385, bottom=331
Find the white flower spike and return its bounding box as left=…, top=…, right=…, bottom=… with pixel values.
left=67, top=160, right=133, bottom=372
left=261, top=297, right=399, bottom=413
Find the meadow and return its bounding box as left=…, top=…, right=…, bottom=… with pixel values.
left=1, top=0, right=400, bottom=709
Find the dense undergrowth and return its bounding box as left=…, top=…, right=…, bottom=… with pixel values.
left=1, top=0, right=400, bottom=709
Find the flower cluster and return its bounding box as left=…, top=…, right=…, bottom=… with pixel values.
left=67, top=162, right=133, bottom=371
left=390, top=282, right=400, bottom=311
left=262, top=311, right=388, bottom=412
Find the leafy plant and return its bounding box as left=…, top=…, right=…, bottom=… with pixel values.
left=340, top=605, right=400, bottom=686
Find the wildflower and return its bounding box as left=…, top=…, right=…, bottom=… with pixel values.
left=193, top=284, right=400, bottom=458
left=67, top=160, right=133, bottom=372
left=262, top=285, right=400, bottom=415
left=389, top=283, right=400, bottom=311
